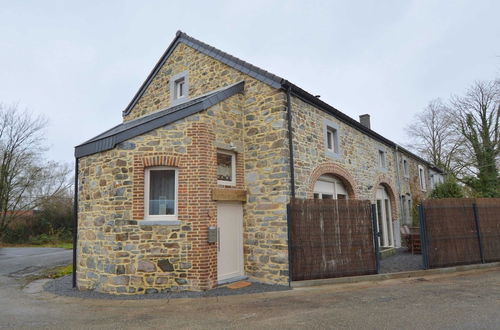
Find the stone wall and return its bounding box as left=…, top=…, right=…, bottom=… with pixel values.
left=123, top=41, right=290, bottom=285
left=78, top=76, right=290, bottom=293
left=291, top=96, right=433, bottom=222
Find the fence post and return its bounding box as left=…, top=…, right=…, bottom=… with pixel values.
left=472, top=203, right=485, bottom=264
left=418, top=204, right=430, bottom=269
left=286, top=202, right=293, bottom=284
left=371, top=204, right=380, bottom=274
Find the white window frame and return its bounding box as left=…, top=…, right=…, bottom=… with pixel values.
left=170, top=71, right=189, bottom=106
left=418, top=165, right=427, bottom=191
left=326, top=127, right=338, bottom=154
left=217, top=150, right=236, bottom=186
left=174, top=78, right=185, bottom=99
left=324, top=120, right=341, bottom=159
left=144, top=167, right=178, bottom=221
left=403, top=158, right=409, bottom=177
left=378, top=149, right=387, bottom=169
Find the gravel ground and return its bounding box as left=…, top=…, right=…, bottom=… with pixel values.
left=380, top=248, right=424, bottom=273
left=44, top=275, right=290, bottom=300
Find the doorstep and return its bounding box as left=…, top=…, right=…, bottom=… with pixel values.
left=290, top=262, right=500, bottom=288
left=218, top=275, right=248, bottom=285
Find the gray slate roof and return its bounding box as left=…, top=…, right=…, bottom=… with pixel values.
left=79, top=31, right=442, bottom=172
left=75, top=81, right=244, bottom=158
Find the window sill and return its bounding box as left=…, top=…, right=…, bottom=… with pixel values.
left=325, top=150, right=341, bottom=159
left=139, top=220, right=181, bottom=226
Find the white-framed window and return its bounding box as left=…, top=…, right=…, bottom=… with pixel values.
left=174, top=77, right=185, bottom=99
left=403, top=158, right=409, bottom=177
left=144, top=167, right=178, bottom=220
left=313, top=174, right=348, bottom=200
left=378, top=149, right=387, bottom=169
left=324, top=120, right=341, bottom=159
left=326, top=127, right=339, bottom=154
left=418, top=165, right=426, bottom=191
left=217, top=150, right=236, bottom=186
left=170, top=71, right=189, bottom=105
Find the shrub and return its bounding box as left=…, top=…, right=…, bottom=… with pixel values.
left=430, top=177, right=464, bottom=199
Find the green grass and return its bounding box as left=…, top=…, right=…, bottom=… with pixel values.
left=45, top=264, right=73, bottom=279
left=0, top=241, right=73, bottom=249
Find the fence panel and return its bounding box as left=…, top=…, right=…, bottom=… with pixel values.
left=476, top=198, right=500, bottom=263
left=422, top=199, right=480, bottom=268
left=289, top=198, right=377, bottom=281
left=422, top=198, right=500, bottom=268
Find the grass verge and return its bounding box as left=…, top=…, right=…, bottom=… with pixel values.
left=0, top=242, right=73, bottom=249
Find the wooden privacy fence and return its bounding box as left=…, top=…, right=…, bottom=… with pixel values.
left=420, top=198, right=500, bottom=269
left=288, top=198, right=378, bottom=281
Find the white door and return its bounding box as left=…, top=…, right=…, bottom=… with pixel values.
left=375, top=187, right=394, bottom=248
left=217, top=202, right=244, bottom=283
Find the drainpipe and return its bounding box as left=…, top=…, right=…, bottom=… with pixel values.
left=285, top=85, right=296, bottom=198
left=285, top=84, right=296, bottom=287
left=394, top=145, right=404, bottom=239
left=72, top=158, right=79, bottom=288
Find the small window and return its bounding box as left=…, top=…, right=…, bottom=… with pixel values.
left=379, top=150, right=386, bottom=169
left=174, top=78, right=185, bottom=99
left=217, top=150, right=236, bottom=186
left=170, top=71, right=189, bottom=105
left=144, top=167, right=177, bottom=220
left=326, top=127, right=339, bottom=153
left=418, top=165, right=426, bottom=191
left=403, top=158, right=409, bottom=177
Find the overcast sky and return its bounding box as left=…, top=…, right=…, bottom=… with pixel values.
left=1, top=0, right=499, bottom=164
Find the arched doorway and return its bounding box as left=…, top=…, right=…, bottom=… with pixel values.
left=313, top=174, right=349, bottom=200
left=307, top=163, right=357, bottom=199
left=375, top=185, right=394, bottom=248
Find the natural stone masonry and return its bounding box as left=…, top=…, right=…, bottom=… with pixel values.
left=78, top=35, right=433, bottom=294
left=78, top=41, right=290, bottom=292
left=291, top=96, right=432, bottom=222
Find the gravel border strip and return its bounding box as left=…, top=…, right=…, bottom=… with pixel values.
left=44, top=275, right=290, bottom=300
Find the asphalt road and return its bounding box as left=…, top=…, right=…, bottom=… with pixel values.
left=0, top=263, right=499, bottom=329
left=0, top=247, right=72, bottom=276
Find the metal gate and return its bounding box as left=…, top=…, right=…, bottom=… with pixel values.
left=287, top=198, right=379, bottom=281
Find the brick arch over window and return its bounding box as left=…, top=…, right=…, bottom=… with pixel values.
left=373, top=175, right=398, bottom=220
left=133, top=153, right=181, bottom=220
left=306, top=163, right=357, bottom=199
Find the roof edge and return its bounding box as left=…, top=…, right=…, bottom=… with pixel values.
left=77, top=81, right=244, bottom=158
left=282, top=80, right=442, bottom=171
left=122, top=31, right=283, bottom=117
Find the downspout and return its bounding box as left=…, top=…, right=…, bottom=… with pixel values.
left=394, top=145, right=404, bottom=246
left=72, top=158, right=79, bottom=288
left=285, top=84, right=295, bottom=286
left=286, top=85, right=296, bottom=198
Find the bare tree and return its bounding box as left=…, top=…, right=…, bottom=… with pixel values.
left=406, top=99, right=466, bottom=175
left=0, top=103, right=72, bottom=240
left=451, top=80, right=500, bottom=197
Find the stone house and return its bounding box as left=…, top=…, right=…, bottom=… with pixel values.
left=74, top=31, right=443, bottom=294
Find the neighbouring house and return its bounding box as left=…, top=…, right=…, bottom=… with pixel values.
left=74, top=31, right=443, bottom=294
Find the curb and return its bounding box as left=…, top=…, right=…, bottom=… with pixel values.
left=290, top=262, right=500, bottom=288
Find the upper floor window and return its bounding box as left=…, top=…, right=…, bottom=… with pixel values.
left=144, top=167, right=178, bottom=220
left=403, top=158, right=409, bottom=177
left=326, top=127, right=339, bottom=153
left=324, top=120, right=341, bottom=159
left=418, top=165, right=426, bottom=191
left=170, top=71, right=189, bottom=105
left=174, top=78, right=186, bottom=99
left=217, top=150, right=236, bottom=186
left=379, top=149, right=387, bottom=169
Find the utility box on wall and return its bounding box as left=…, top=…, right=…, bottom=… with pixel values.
left=207, top=226, right=218, bottom=243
